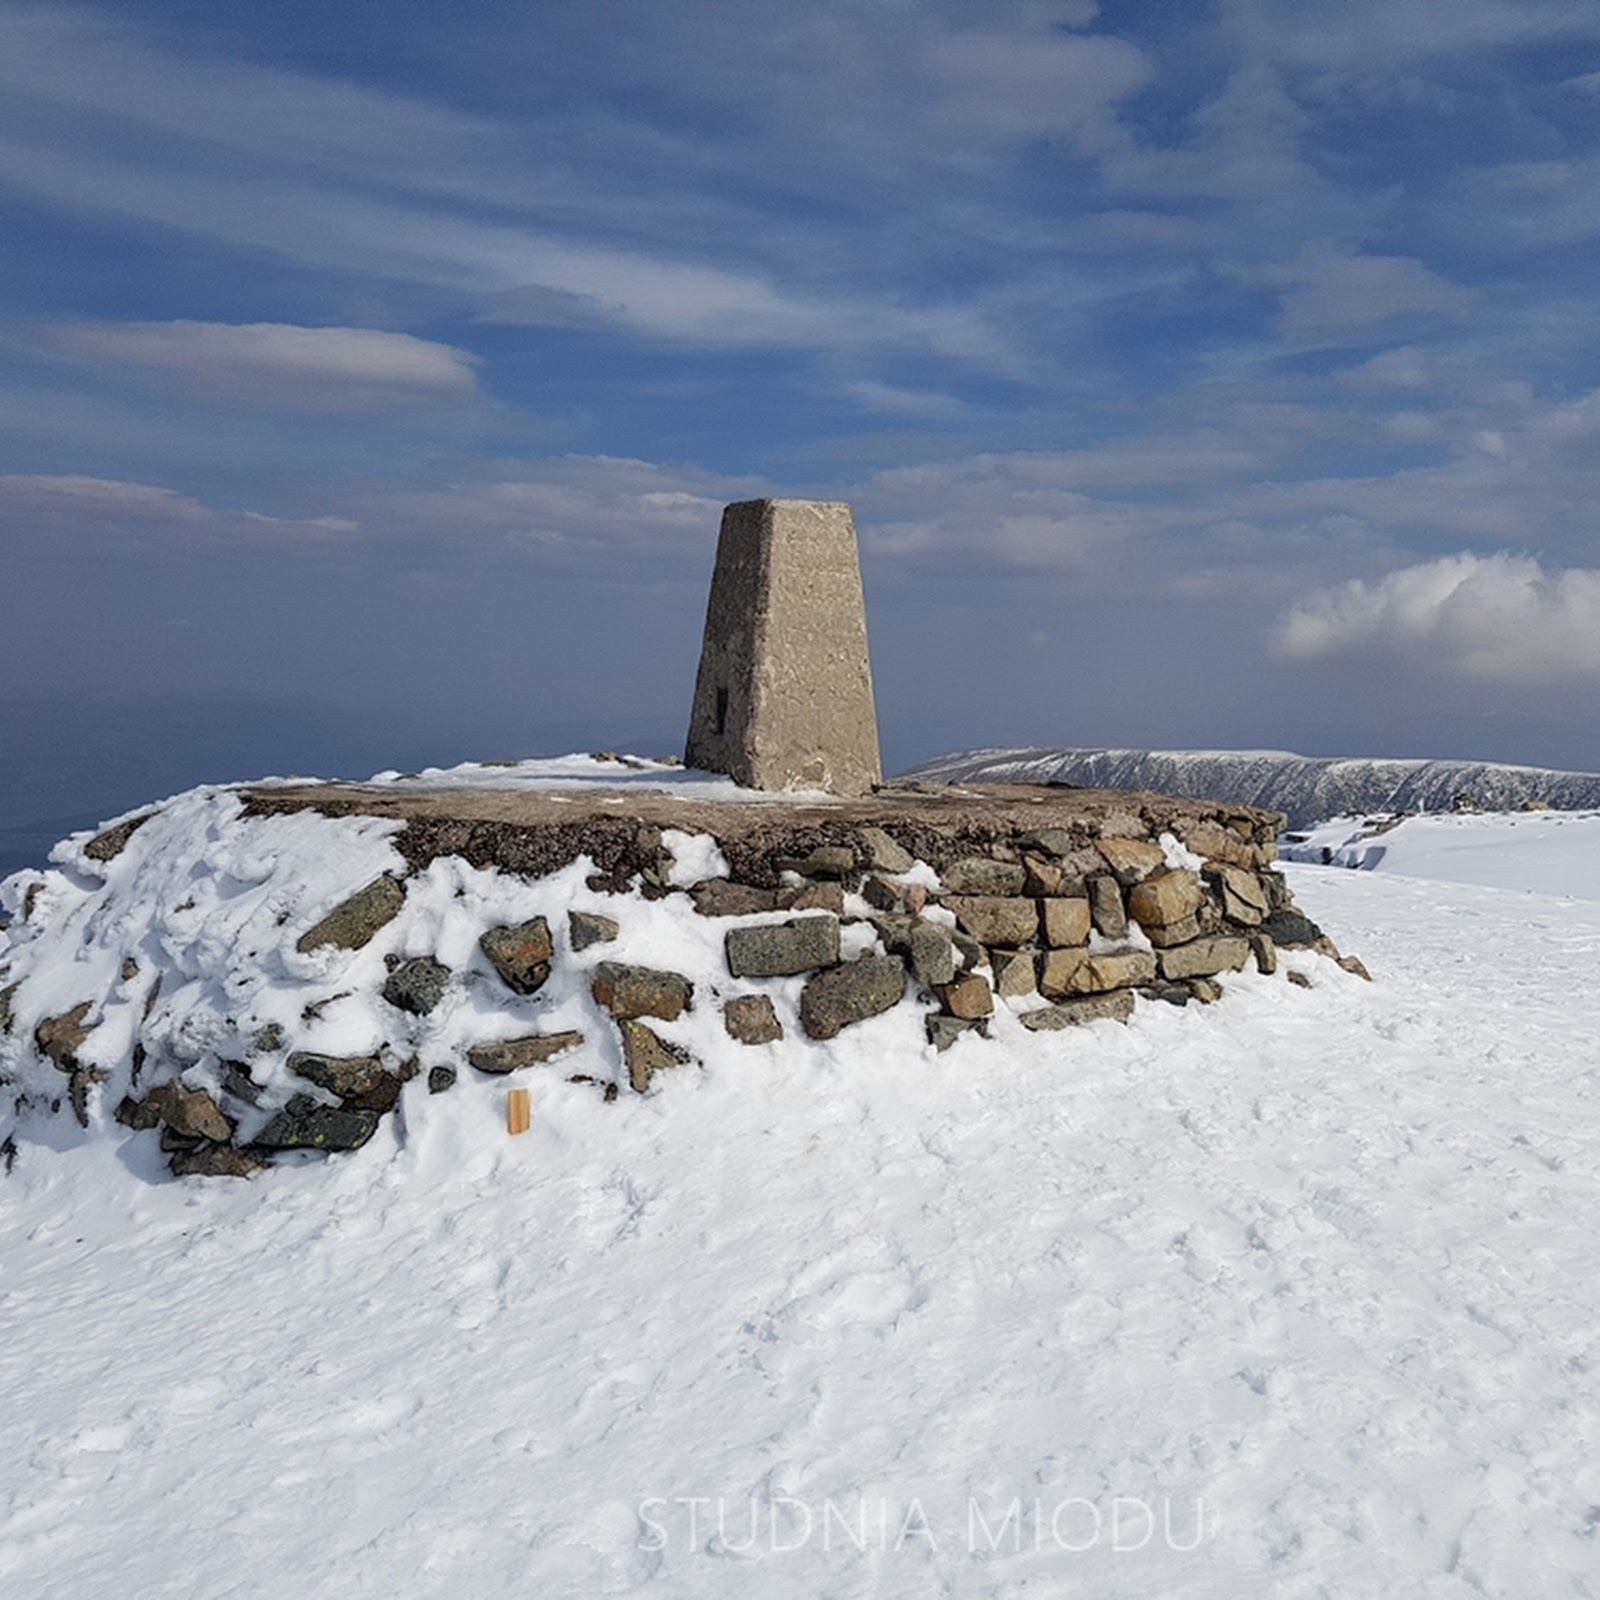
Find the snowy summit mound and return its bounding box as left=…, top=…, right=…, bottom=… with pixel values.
left=5, top=761, right=1600, bottom=1596
left=0, top=754, right=1352, bottom=1180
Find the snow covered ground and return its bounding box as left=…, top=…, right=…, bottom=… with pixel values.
left=3, top=788, right=1600, bottom=1597
left=1283, top=808, right=1600, bottom=902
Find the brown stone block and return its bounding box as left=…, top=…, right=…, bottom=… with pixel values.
left=990, top=948, right=1038, bottom=998
left=1126, top=868, right=1203, bottom=929
left=944, top=896, right=1039, bottom=947
left=723, top=994, right=784, bottom=1044
left=934, top=971, right=994, bottom=1020
left=1096, top=837, right=1166, bottom=883
left=1156, top=936, right=1251, bottom=981
left=1038, top=947, right=1155, bottom=998
left=591, top=961, right=694, bottom=1020
left=1203, top=862, right=1270, bottom=926
left=1142, top=914, right=1200, bottom=948
left=1039, top=897, right=1091, bottom=947
left=1021, top=855, right=1064, bottom=897
left=943, top=857, right=1027, bottom=896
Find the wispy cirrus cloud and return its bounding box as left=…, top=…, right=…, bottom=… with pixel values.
left=0, top=472, right=358, bottom=540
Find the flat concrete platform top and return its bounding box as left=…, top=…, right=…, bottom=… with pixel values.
left=242, top=779, right=1280, bottom=840
left=236, top=779, right=1283, bottom=890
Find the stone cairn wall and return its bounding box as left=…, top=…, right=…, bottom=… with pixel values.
left=3, top=794, right=1365, bottom=1178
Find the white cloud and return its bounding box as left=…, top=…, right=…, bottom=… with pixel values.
left=0, top=472, right=209, bottom=521
left=0, top=137, right=1012, bottom=367
left=1334, top=346, right=1448, bottom=389
left=0, top=472, right=360, bottom=541
left=1275, top=552, right=1600, bottom=681
left=44, top=322, right=478, bottom=410
left=925, top=28, right=1150, bottom=139
left=1253, top=254, right=1474, bottom=335
left=361, top=455, right=763, bottom=565
left=1228, top=0, right=1600, bottom=69
left=0, top=8, right=506, bottom=203
left=844, top=381, right=967, bottom=420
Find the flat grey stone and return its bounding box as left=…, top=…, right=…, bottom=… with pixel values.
left=943, top=896, right=1038, bottom=947
left=168, top=1144, right=265, bottom=1179
left=296, top=876, right=405, bottom=953
left=876, top=917, right=957, bottom=987
left=1018, top=991, right=1136, bottom=1030
left=776, top=845, right=857, bottom=880
left=925, top=1014, right=988, bottom=1052
left=942, top=857, right=1026, bottom=896
left=1157, top=936, right=1252, bottom=981
left=692, top=880, right=780, bottom=917
left=568, top=911, right=620, bottom=950
left=725, top=916, right=840, bottom=979
left=1260, top=908, right=1322, bottom=949
left=799, top=955, right=906, bottom=1039
left=857, top=826, right=913, bottom=873
left=381, top=956, right=451, bottom=1015
left=466, top=1032, right=586, bottom=1074
left=289, top=1052, right=391, bottom=1104
left=253, top=1096, right=381, bottom=1152
left=1088, top=874, right=1128, bottom=939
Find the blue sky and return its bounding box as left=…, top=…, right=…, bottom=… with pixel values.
left=4, top=0, right=1600, bottom=829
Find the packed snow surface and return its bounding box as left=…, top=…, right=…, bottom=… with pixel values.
left=908, top=745, right=1600, bottom=827
left=3, top=768, right=1600, bottom=1597
left=1282, top=809, right=1600, bottom=901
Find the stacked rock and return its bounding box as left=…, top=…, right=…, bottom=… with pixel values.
left=5, top=791, right=1363, bottom=1178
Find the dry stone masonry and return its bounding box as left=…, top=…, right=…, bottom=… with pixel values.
left=0, top=779, right=1366, bottom=1178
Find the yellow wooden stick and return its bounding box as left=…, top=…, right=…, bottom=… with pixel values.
left=506, top=1087, right=530, bottom=1136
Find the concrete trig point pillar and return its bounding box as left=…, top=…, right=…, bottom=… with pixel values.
left=685, top=499, right=882, bottom=793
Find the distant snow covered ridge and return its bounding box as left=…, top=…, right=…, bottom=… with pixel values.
left=1280, top=810, right=1600, bottom=902
left=905, top=747, right=1600, bottom=828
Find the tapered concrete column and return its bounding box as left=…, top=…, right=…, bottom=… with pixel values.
left=685, top=499, right=882, bottom=793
